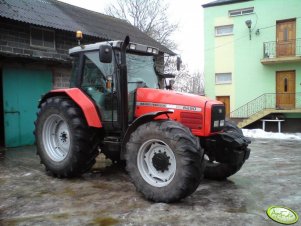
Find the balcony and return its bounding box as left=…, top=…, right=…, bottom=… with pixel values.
left=261, top=38, right=301, bottom=64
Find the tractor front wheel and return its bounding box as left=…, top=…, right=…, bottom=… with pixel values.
left=35, top=96, right=99, bottom=177
left=125, top=120, right=204, bottom=203
left=204, top=120, right=249, bottom=180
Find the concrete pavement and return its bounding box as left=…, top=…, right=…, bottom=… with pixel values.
left=0, top=139, right=300, bottom=225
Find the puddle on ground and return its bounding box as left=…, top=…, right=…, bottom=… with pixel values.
left=92, top=217, right=119, bottom=226
left=92, top=154, right=112, bottom=170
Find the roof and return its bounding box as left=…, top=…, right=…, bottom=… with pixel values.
left=0, top=0, right=174, bottom=55
left=202, top=0, right=253, bottom=8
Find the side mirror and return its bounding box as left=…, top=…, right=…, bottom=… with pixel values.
left=99, top=45, right=112, bottom=63
left=176, top=56, right=182, bottom=71
left=166, top=79, right=175, bottom=90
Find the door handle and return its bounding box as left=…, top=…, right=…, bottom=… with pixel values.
left=4, top=111, right=20, bottom=114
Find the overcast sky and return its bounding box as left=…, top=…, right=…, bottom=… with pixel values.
left=58, top=0, right=213, bottom=73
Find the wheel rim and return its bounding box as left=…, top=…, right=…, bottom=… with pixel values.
left=137, top=139, right=176, bottom=187
left=42, top=114, right=70, bottom=162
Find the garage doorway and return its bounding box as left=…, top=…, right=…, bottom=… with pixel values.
left=216, top=96, right=230, bottom=118
left=2, top=67, right=52, bottom=147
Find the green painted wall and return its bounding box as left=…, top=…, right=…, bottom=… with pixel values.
left=204, top=0, right=301, bottom=110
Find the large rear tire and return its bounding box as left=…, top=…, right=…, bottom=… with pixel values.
left=35, top=96, right=99, bottom=177
left=125, top=120, right=204, bottom=203
left=204, top=120, right=247, bottom=180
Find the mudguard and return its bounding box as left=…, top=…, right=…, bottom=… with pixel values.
left=120, top=110, right=172, bottom=159
left=39, top=88, right=102, bottom=128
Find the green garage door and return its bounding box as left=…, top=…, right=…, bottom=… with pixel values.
left=2, top=68, right=52, bottom=147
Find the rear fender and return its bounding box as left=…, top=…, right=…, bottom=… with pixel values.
left=120, top=110, right=172, bottom=159
left=39, top=88, right=102, bottom=128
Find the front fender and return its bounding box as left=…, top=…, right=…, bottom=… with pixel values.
left=39, top=88, right=102, bottom=128
left=120, top=110, right=173, bottom=159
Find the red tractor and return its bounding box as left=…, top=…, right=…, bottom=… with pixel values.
left=35, top=36, right=250, bottom=203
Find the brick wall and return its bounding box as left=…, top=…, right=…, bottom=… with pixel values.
left=53, top=67, right=72, bottom=88
left=0, top=17, right=167, bottom=89
left=0, top=18, right=101, bottom=62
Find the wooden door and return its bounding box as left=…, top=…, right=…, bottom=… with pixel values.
left=216, top=96, right=230, bottom=117
left=276, top=20, right=296, bottom=57
left=276, top=71, right=295, bottom=109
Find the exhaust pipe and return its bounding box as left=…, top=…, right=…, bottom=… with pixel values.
left=119, top=36, right=130, bottom=137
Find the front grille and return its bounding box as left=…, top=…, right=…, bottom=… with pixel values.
left=211, top=104, right=225, bottom=133
left=180, top=112, right=202, bottom=130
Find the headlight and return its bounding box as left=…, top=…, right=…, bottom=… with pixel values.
left=152, top=49, right=159, bottom=54
left=147, top=47, right=153, bottom=53
left=129, top=44, right=136, bottom=50
left=214, top=120, right=219, bottom=127
left=220, top=120, right=225, bottom=127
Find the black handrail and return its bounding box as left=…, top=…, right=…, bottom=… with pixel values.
left=263, top=38, right=301, bottom=59
left=230, top=93, right=301, bottom=118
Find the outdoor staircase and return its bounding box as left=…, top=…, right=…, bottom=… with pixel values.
left=237, top=109, right=273, bottom=128
left=230, top=93, right=301, bottom=128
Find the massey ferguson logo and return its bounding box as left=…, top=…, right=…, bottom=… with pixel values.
left=183, top=106, right=197, bottom=111
left=136, top=102, right=202, bottom=112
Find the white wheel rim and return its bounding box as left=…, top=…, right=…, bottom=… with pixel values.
left=42, top=114, right=70, bottom=162
left=137, top=139, right=176, bottom=187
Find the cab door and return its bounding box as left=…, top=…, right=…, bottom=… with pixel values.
left=81, top=51, right=118, bottom=125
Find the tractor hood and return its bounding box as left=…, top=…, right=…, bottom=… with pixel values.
left=135, top=88, right=225, bottom=137
left=135, top=88, right=216, bottom=113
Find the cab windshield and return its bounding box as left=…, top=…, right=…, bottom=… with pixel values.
left=126, top=53, right=159, bottom=92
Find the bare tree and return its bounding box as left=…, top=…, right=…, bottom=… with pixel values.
left=173, top=64, right=204, bottom=95
left=105, top=0, right=178, bottom=49
left=163, top=57, right=204, bottom=95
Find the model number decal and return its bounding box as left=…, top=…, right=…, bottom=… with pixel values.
left=136, top=102, right=202, bottom=112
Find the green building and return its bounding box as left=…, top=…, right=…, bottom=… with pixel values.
left=203, top=0, right=301, bottom=132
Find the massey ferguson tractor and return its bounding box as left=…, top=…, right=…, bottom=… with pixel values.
left=35, top=35, right=250, bottom=203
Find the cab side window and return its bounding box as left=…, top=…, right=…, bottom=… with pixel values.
left=82, top=52, right=112, bottom=93
left=81, top=51, right=116, bottom=121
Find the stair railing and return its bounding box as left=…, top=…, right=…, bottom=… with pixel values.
left=230, top=93, right=301, bottom=118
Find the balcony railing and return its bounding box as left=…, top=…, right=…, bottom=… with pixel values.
left=263, top=38, right=301, bottom=59
left=230, top=93, right=301, bottom=118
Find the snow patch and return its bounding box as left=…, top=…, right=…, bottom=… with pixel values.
left=242, top=129, right=301, bottom=140
left=23, top=173, right=32, bottom=177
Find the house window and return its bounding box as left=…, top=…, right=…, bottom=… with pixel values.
left=229, top=7, right=254, bottom=17
left=215, top=73, right=232, bottom=84
left=30, top=27, right=55, bottom=49
left=215, top=25, right=233, bottom=36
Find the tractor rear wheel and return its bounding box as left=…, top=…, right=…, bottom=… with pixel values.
left=35, top=96, right=99, bottom=177
left=125, top=120, right=204, bottom=203
left=204, top=120, right=246, bottom=180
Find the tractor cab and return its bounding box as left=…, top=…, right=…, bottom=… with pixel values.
left=68, top=40, right=175, bottom=129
